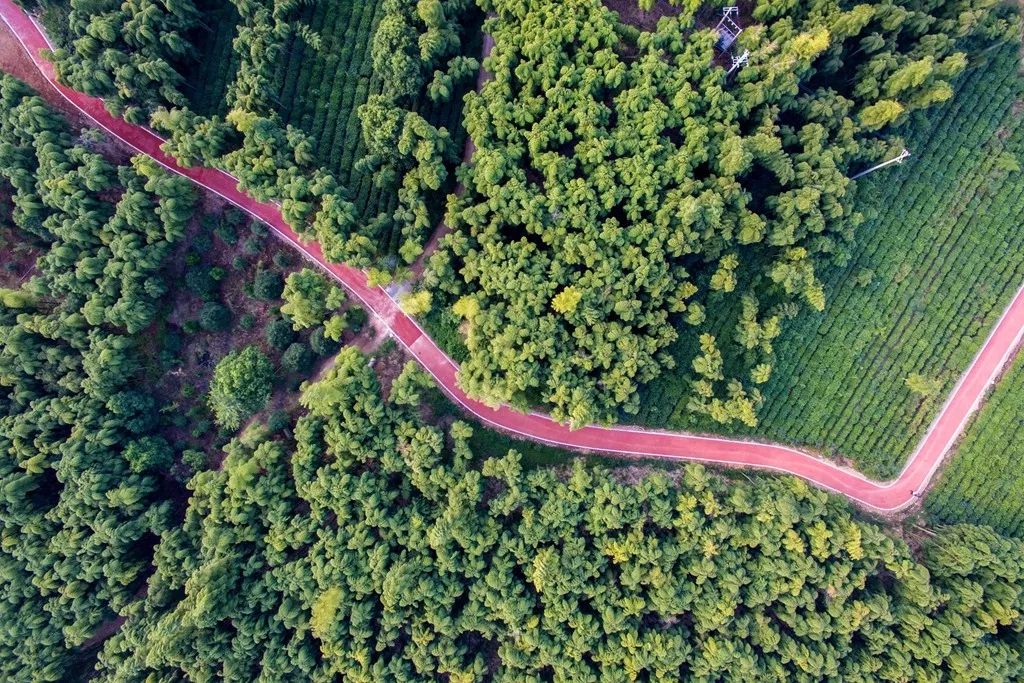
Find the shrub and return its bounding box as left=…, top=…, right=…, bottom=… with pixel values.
left=239, top=313, right=257, bottom=330
left=266, top=410, right=291, bottom=434
left=182, top=448, right=208, bottom=472
left=252, top=269, right=284, bottom=300
left=198, top=302, right=231, bottom=332
left=281, top=342, right=314, bottom=374
left=310, top=326, right=340, bottom=357
left=215, top=220, right=238, bottom=245
left=185, top=267, right=217, bottom=299
left=281, top=267, right=346, bottom=330
left=323, top=314, right=347, bottom=342
left=348, top=307, right=368, bottom=333
left=243, top=237, right=261, bottom=255
left=208, top=346, right=275, bottom=429
left=925, top=355, right=1024, bottom=535
left=399, top=290, right=431, bottom=316
left=273, top=251, right=293, bottom=269
left=123, top=436, right=174, bottom=473
left=265, top=318, right=295, bottom=350
left=225, top=207, right=247, bottom=228
left=192, top=232, right=213, bottom=254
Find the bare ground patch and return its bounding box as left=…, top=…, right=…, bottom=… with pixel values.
left=0, top=195, right=40, bottom=288
left=603, top=0, right=681, bottom=32
left=148, top=192, right=372, bottom=468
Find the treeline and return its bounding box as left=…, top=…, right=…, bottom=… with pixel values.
left=92, top=346, right=1024, bottom=680
left=47, top=0, right=200, bottom=123
left=421, top=0, right=1019, bottom=428
left=0, top=74, right=195, bottom=679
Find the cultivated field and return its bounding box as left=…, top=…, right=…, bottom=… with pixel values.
left=641, top=46, right=1024, bottom=479
left=182, top=0, right=240, bottom=116
left=925, top=353, right=1024, bottom=537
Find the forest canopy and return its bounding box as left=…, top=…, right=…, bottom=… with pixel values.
left=426, top=0, right=1018, bottom=428
left=95, top=347, right=1024, bottom=681
left=0, top=73, right=195, bottom=679
left=3, top=1, right=1024, bottom=680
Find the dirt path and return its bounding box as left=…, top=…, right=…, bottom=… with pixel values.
left=4, top=0, right=1024, bottom=513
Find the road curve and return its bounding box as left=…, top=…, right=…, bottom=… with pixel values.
left=3, top=0, right=1024, bottom=512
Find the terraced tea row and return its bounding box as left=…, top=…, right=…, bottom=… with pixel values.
left=926, top=353, right=1024, bottom=537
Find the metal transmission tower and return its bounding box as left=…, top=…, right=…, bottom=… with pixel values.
left=727, top=49, right=749, bottom=75
left=851, top=148, right=911, bottom=180
left=715, top=7, right=743, bottom=50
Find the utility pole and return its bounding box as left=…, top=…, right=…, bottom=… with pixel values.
left=851, top=148, right=911, bottom=180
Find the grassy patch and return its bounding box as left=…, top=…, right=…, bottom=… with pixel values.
left=421, top=305, right=469, bottom=363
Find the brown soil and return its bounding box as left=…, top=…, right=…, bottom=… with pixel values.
left=0, top=20, right=88, bottom=127
left=0, top=244, right=37, bottom=287
left=0, top=197, right=40, bottom=288
left=350, top=316, right=390, bottom=353
left=603, top=0, right=681, bottom=32
left=371, top=341, right=407, bottom=401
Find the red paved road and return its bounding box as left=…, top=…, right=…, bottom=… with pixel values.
left=4, top=0, right=1024, bottom=511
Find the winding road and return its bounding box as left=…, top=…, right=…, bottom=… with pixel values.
left=3, top=0, right=1023, bottom=512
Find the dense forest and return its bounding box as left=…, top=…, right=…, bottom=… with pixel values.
left=38, top=0, right=481, bottom=269
left=94, top=348, right=1024, bottom=681
left=0, top=73, right=195, bottom=678
left=36, top=0, right=1020, bottom=433
left=638, top=41, right=1024, bottom=478
left=2, top=0, right=1024, bottom=680
left=422, top=0, right=1018, bottom=428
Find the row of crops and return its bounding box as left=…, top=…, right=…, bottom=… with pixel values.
left=925, top=353, right=1024, bottom=537
left=180, top=0, right=393, bottom=221
left=640, top=46, right=1024, bottom=479
left=182, top=0, right=241, bottom=117
left=182, top=0, right=476, bottom=252
left=271, top=0, right=386, bottom=218
left=270, top=0, right=475, bottom=243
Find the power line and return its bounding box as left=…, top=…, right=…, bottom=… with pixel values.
left=851, top=148, right=911, bottom=180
